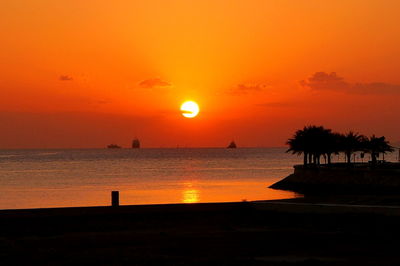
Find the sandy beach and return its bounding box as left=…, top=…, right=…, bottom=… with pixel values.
left=1, top=200, right=400, bottom=265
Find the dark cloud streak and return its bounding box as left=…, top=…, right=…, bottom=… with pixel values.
left=301, top=72, right=400, bottom=95
left=228, top=83, right=269, bottom=95
left=59, top=75, right=73, bottom=81
left=138, top=78, right=171, bottom=89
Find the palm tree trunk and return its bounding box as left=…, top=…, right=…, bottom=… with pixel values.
left=303, top=152, right=308, bottom=165
left=327, top=153, right=332, bottom=165
left=371, top=152, right=377, bottom=165
left=346, top=152, right=351, bottom=164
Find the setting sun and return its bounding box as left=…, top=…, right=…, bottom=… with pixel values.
left=180, top=101, right=200, bottom=118
left=2, top=1, right=400, bottom=264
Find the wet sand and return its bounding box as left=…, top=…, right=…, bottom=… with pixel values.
left=1, top=200, right=400, bottom=265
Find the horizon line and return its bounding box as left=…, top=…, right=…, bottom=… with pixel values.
left=0, top=146, right=288, bottom=150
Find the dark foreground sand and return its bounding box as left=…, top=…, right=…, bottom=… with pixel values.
left=1, top=200, right=400, bottom=265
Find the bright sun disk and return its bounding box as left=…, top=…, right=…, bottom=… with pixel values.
left=180, top=101, right=199, bottom=118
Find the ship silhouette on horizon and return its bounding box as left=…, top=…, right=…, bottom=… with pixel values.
left=227, top=141, right=237, bottom=149
left=132, top=138, right=140, bottom=149
left=107, top=144, right=121, bottom=149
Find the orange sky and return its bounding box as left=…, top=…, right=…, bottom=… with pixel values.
left=1, top=0, right=400, bottom=148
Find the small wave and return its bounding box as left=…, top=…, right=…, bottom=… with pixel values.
left=0, top=155, right=20, bottom=158
left=191, top=167, right=293, bottom=171
left=0, top=169, right=67, bottom=173
left=35, top=152, right=59, bottom=156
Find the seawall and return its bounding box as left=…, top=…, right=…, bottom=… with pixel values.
left=270, top=163, right=400, bottom=194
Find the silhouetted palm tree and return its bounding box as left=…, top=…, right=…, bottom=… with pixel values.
left=287, top=128, right=308, bottom=165
left=287, top=125, right=334, bottom=165
left=287, top=126, right=394, bottom=167
left=309, top=126, right=332, bottom=165
left=323, top=132, right=341, bottom=165
left=364, top=135, right=394, bottom=165
left=339, top=132, right=366, bottom=164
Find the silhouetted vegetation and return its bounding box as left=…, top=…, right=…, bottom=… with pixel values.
left=287, top=125, right=394, bottom=166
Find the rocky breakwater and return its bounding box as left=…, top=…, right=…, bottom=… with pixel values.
left=270, top=163, right=400, bottom=195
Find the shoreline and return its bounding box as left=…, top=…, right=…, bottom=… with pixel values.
left=2, top=200, right=400, bottom=265
left=3, top=197, right=400, bottom=215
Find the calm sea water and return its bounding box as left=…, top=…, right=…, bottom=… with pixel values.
left=0, top=147, right=348, bottom=209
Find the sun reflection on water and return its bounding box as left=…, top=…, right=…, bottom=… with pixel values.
left=182, top=188, right=200, bottom=203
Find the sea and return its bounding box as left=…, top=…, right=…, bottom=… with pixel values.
left=1, top=147, right=396, bottom=210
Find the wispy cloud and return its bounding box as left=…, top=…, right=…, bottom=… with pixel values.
left=228, top=83, right=269, bottom=95
left=59, top=75, right=73, bottom=81
left=138, top=78, right=171, bottom=89
left=256, top=101, right=296, bottom=108
left=301, top=72, right=400, bottom=94
left=96, top=99, right=111, bottom=105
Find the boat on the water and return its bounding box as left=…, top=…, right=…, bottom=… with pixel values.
left=107, top=144, right=121, bottom=149
left=227, top=141, right=237, bottom=149
left=132, top=138, right=140, bottom=149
